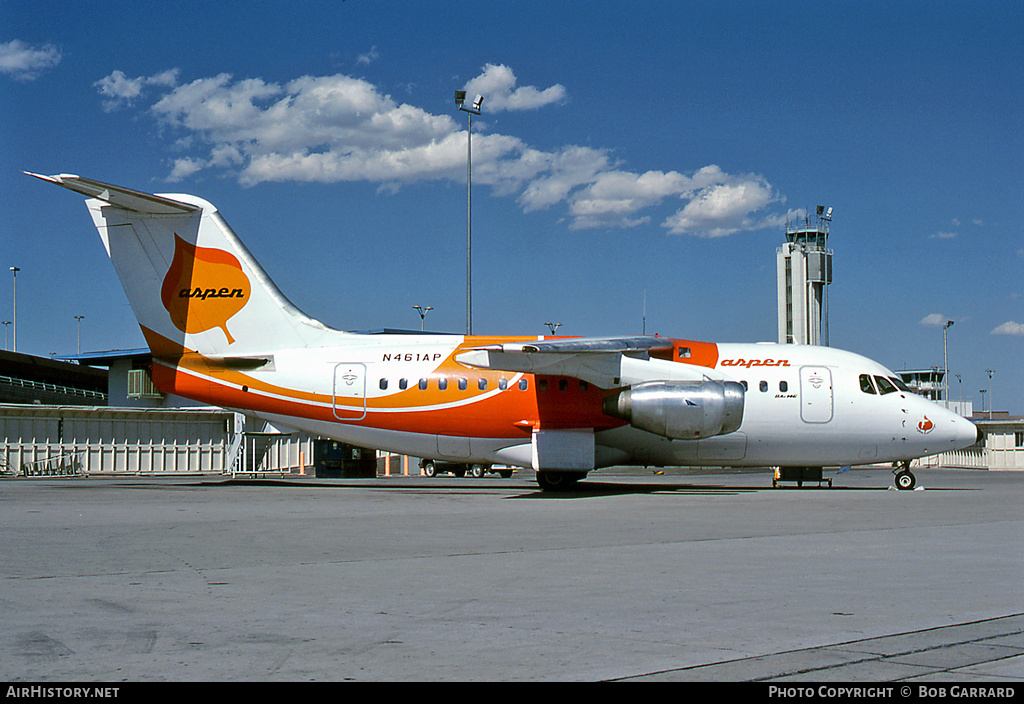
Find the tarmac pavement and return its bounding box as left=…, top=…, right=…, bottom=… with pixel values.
left=1, top=466, right=1022, bottom=682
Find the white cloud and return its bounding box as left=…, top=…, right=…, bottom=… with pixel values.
left=167, top=157, right=205, bottom=182
left=95, top=69, right=180, bottom=110
left=919, top=313, right=952, bottom=327
left=663, top=175, right=784, bottom=237
left=930, top=231, right=957, bottom=239
left=357, top=46, right=380, bottom=65
left=0, top=39, right=62, bottom=81
left=992, top=321, right=1024, bottom=336
left=463, top=64, right=566, bottom=112
left=98, top=66, right=787, bottom=237
left=567, top=169, right=691, bottom=230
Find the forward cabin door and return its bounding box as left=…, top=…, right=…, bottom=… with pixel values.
left=799, top=366, right=833, bottom=423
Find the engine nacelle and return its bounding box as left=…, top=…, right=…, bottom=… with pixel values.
left=603, top=380, right=745, bottom=440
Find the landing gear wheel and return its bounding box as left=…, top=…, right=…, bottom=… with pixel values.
left=536, top=471, right=584, bottom=492
left=422, top=461, right=437, bottom=478
left=470, top=464, right=486, bottom=478
left=895, top=470, right=916, bottom=491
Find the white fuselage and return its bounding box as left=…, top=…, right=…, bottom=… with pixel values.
left=157, top=335, right=977, bottom=471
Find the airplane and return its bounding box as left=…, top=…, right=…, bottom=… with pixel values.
left=28, top=172, right=981, bottom=491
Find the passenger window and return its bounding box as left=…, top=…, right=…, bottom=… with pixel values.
left=519, top=378, right=528, bottom=391
left=379, top=378, right=388, bottom=390
left=859, top=374, right=876, bottom=394
left=458, top=378, right=468, bottom=391
left=478, top=378, right=488, bottom=391
left=499, top=378, right=508, bottom=390
left=438, top=378, right=448, bottom=391
left=538, top=379, right=549, bottom=392
left=418, top=378, right=428, bottom=390
left=399, top=378, right=408, bottom=390
left=874, top=376, right=897, bottom=395
left=740, top=381, right=748, bottom=391
left=579, top=380, right=589, bottom=392
left=779, top=381, right=788, bottom=392
left=558, top=379, right=568, bottom=392
left=759, top=381, right=768, bottom=392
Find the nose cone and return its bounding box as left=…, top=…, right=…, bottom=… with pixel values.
left=967, top=417, right=982, bottom=448
left=949, top=410, right=981, bottom=451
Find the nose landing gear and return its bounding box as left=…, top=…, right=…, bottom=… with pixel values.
left=892, top=461, right=916, bottom=490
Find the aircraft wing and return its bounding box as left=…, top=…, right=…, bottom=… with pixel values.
left=456, top=335, right=706, bottom=388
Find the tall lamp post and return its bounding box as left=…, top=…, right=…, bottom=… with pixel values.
left=545, top=321, right=562, bottom=335
left=9, top=266, right=19, bottom=352
left=412, top=305, right=433, bottom=332
left=942, top=320, right=954, bottom=408
left=986, top=369, right=994, bottom=419
left=454, top=90, right=483, bottom=336
left=75, top=315, right=85, bottom=354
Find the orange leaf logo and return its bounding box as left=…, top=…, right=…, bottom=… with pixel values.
left=917, top=416, right=934, bottom=434
left=160, top=235, right=250, bottom=344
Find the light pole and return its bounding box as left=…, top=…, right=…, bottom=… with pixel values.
left=9, top=267, right=19, bottom=352
left=942, top=320, right=954, bottom=408
left=75, top=315, right=85, bottom=354
left=986, top=369, right=994, bottom=418
left=412, top=305, right=433, bottom=332
left=454, top=90, right=483, bottom=336
left=545, top=322, right=562, bottom=335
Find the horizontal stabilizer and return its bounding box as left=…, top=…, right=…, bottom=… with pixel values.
left=24, top=172, right=199, bottom=215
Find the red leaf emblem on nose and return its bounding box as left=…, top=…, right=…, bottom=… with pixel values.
left=917, top=416, right=934, bottom=434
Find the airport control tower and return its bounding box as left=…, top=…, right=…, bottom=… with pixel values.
left=777, top=206, right=833, bottom=345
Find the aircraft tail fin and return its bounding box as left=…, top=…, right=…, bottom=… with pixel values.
left=27, top=172, right=342, bottom=357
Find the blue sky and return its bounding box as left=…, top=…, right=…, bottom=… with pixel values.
left=2, top=0, right=1021, bottom=413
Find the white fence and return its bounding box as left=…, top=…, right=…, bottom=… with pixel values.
left=1, top=405, right=240, bottom=476
left=1, top=404, right=328, bottom=477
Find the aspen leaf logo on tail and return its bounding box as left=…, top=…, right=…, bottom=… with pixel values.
left=160, top=235, right=250, bottom=344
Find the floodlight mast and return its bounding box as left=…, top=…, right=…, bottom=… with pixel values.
left=412, top=305, right=433, bottom=332
left=9, top=266, right=19, bottom=352
left=943, top=320, right=954, bottom=409
left=455, top=91, right=483, bottom=335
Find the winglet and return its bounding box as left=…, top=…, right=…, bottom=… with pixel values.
left=24, top=171, right=199, bottom=215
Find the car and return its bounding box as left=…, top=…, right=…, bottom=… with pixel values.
left=419, top=459, right=515, bottom=479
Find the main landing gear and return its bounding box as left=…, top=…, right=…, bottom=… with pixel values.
left=535, top=471, right=587, bottom=492
left=892, top=461, right=916, bottom=490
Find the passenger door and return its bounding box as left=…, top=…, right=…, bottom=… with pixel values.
left=333, top=363, right=367, bottom=421
left=800, top=366, right=833, bottom=423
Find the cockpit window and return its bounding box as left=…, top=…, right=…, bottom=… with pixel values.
left=889, top=376, right=911, bottom=392
left=859, top=374, right=877, bottom=394
left=874, top=375, right=898, bottom=395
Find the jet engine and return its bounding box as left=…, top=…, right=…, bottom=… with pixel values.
left=603, top=380, right=745, bottom=440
